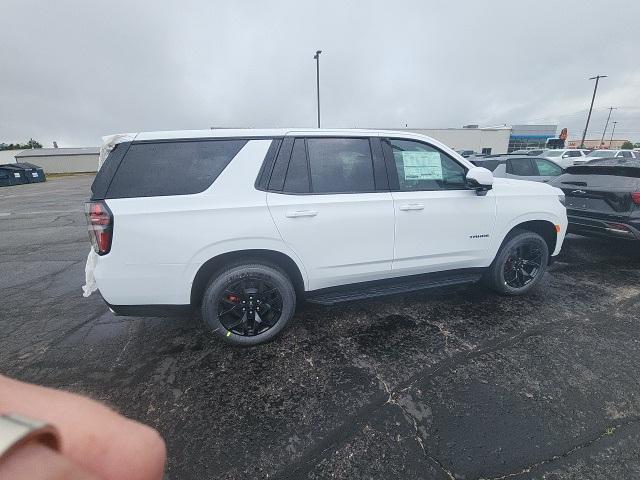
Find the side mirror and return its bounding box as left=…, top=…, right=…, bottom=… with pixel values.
left=466, top=167, right=493, bottom=196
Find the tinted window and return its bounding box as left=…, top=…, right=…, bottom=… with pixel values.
left=619, top=151, right=633, bottom=158
left=268, top=138, right=293, bottom=191
left=534, top=158, right=562, bottom=176
left=388, top=139, right=467, bottom=191
left=91, top=142, right=129, bottom=199
left=477, top=160, right=501, bottom=171
left=508, top=158, right=536, bottom=176
left=307, top=138, right=375, bottom=193
left=106, top=140, right=246, bottom=198
left=283, top=139, right=309, bottom=193
left=568, top=150, right=582, bottom=157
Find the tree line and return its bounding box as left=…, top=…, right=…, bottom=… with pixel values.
left=0, top=139, right=43, bottom=150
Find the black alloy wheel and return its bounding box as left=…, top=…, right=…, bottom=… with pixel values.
left=217, top=277, right=283, bottom=336
left=201, top=262, right=296, bottom=346
left=484, top=229, right=549, bottom=295
left=502, top=242, right=543, bottom=289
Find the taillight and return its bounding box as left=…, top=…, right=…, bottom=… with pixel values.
left=84, top=201, right=113, bottom=255
left=632, top=192, right=640, bottom=205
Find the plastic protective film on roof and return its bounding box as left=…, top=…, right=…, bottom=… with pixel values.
left=82, top=133, right=136, bottom=297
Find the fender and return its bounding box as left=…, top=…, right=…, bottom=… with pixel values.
left=183, top=237, right=310, bottom=292
left=490, top=211, right=565, bottom=260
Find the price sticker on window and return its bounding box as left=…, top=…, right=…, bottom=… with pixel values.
left=402, top=151, right=442, bottom=180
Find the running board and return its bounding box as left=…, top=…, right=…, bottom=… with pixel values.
left=305, top=271, right=482, bottom=306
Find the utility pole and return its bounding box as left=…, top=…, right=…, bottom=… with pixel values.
left=600, top=106, right=617, bottom=147
left=609, top=121, right=618, bottom=148
left=580, top=75, right=607, bottom=149
left=313, top=50, right=322, bottom=128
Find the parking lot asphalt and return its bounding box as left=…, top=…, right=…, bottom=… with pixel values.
left=2, top=175, right=640, bottom=479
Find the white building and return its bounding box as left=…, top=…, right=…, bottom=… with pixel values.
left=13, top=147, right=99, bottom=173
left=391, top=126, right=512, bottom=155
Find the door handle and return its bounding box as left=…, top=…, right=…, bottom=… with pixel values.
left=285, top=210, right=318, bottom=218
left=399, top=204, right=425, bottom=211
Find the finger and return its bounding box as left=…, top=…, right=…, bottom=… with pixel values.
left=0, top=442, right=101, bottom=480
left=0, top=375, right=166, bottom=480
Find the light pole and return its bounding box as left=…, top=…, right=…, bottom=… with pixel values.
left=600, top=106, right=617, bottom=147
left=609, top=121, right=618, bottom=148
left=580, top=75, right=607, bottom=149
left=313, top=50, right=322, bottom=128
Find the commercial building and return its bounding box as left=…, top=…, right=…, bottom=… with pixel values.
left=399, top=126, right=512, bottom=155
left=507, top=125, right=557, bottom=152
left=566, top=139, right=630, bottom=149
left=13, top=147, right=99, bottom=173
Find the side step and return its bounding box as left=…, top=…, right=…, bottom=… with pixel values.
left=305, top=271, right=482, bottom=306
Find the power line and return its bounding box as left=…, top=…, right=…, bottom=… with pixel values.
left=600, top=107, right=618, bottom=146
left=580, top=74, right=607, bottom=149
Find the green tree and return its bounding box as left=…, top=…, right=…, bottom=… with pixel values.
left=634, top=142, right=640, bottom=149
left=621, top=141, right=634, bottom=149
left=0, top=139, right=42, bottom=150
left=25, top=138, right=42, bottom=149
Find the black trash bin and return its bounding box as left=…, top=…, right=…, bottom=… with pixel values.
left=14, top=162, right=46, bottom=183
left=0, top=164, right=28, bottom=186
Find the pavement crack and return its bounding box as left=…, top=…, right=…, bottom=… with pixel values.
left=392, top=398, right=456, bottom=480
left=271, top=305, right=640, bottom=480
left=479, top=416, right=640, bottom=480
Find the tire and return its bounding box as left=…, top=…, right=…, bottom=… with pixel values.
left=484, top=230, right=549, bottom=295
left=201, top=262, right=296, bottom=346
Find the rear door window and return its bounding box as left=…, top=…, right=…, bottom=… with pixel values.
left=106, top=140, right=247, bottom=198
left=282, top=138, right=310, bottom=193
left=507, top=158, right=537, bottom=176
left=307, top=138, right=375, bottom=193
left=478, top=160, right=500, bottom=171
left=534, top=158, right=563, bottom=176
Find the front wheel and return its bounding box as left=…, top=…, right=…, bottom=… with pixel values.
left=201, top=262, right=296, bottom=346
left=484, top=230, right=549, bottom=295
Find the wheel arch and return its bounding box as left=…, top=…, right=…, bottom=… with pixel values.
left=503, top=220, right=558, bottom=254
left=190, top=249, right=306, bottom=306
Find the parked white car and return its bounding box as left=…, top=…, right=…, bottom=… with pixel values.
left=574, top=149, right=638, bottom=165
left=85, top=129, right=567, bottom=345
left=541, top=149, right=587, bottom=168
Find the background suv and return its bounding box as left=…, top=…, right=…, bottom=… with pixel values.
left=85, top=129, right=567, bottom=345
left=541, top=149, right=587, bottom=168
left=578, top=149, right=638, bottom=164
left=470, top=155, right=564, bottom=183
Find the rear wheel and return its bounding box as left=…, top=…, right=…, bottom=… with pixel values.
left=201, top=262, right=296, bottom=346
left=485, top=230, right=549, bottom=295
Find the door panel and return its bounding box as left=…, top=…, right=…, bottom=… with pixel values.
left=392, top=190, right=496, bottom=273
left=267, top=192, right=394, bottom=289
left=381, top=137, right=497, bottom=274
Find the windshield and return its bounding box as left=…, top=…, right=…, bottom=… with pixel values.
left=544, top=150, right=563, bottom=157
left=586, top=150, right=613, bottom=157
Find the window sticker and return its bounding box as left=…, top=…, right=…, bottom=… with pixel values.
left=402, top=151, right=442, bottom=180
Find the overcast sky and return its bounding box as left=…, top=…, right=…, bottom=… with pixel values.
left=2, top=0, right=639, bottom=147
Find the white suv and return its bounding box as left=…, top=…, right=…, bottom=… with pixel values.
left=541, top=149, right=587, bottom=168
left=577, top=149, right=638, bottom=165
left=84, top=129, right=567, bottom=345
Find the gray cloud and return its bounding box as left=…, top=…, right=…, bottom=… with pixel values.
left=2, top=0, right=639, bottom=147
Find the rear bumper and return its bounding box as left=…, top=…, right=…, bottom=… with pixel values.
left=102, top=294, right=193, bottom=317
left=567, top=213, right=640, bottom=240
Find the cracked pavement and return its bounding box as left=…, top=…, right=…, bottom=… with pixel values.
left=1, top=175, right=640, bottom=479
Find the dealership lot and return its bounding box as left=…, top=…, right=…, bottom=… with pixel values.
left=2, top=175, right=640, bottom=479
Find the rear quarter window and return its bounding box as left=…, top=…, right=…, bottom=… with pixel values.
left=105, top=140, right=247, bottom=199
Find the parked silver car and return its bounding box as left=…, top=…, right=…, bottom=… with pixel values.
left=470, top=155, right=564, bottom=183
